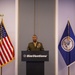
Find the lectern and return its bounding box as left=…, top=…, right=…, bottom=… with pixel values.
left=21, top=51, right=49, bottom=75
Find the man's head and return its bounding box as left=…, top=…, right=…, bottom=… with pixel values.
left=32, top=35, right=37, bottom=42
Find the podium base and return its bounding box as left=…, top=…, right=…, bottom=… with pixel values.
left=26, top=61, right=44, bottom=75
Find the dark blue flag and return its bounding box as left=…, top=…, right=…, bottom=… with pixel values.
left=58, top=21, right=75, bottom=66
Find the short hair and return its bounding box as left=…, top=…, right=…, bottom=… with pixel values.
left=33, top=34, right=37, bottom=38
left=33, top=34, right=37, bottom=36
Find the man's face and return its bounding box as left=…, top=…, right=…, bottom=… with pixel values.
left=32, top=35, right=37, bottom=42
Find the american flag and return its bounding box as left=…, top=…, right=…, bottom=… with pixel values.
left=0, top=19, right=14, bottom=67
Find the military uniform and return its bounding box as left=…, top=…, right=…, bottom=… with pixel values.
left=27, top=42, right=44, bottom=51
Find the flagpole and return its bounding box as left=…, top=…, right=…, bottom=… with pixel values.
left=68, top=66, right=70, bottom=75
left=67, top=20, right=70, bottom=75
left=0, top=14, right=4, bottom=75
left=1, top=67, right=2, bottom=75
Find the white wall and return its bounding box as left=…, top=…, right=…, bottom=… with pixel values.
left=0, top=0, right=15, bottom=75
left=58, top=0, right=75, bottom=75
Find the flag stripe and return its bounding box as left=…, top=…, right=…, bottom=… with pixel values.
left=0, top=58, right=3, bottom=65
left=1, top=41, right=10, bottom=61
left=0, top=47, right=7, bottom=63
left=0, top=42, right=9, bottom=61
left=0, top=51, right=6, bottom=64
left=1, top=41, right=11, bottom=61
left=8, top=37, right=14, bottom=49
left=1, top=44, right=10, bottom=62
left=5, top=37, right=14, bottom=57
left=0, top=60, right=3, bottom=66
left=0, top=47, right=8, bottom=62
left=2, top=38, right=12, bottom=60
left=1, top=57, right=5, bottom=65
left=5, top=37, right=13, bottom=54
left=4, top=37, right=13, bottom=59
left=6, top=37, right=13, bottom=52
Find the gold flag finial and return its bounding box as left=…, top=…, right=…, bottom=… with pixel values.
left=0, top=14, right=4, bottom=23
left=0, top=14, right=4, bottom=17
left=67, top=20, right=70, bottom=40
left=68, top=20, right=70, bottom=26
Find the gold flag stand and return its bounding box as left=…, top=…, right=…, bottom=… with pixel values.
left=0, top=14, right=4, bottom=75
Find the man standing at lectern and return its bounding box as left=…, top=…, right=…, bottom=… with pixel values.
left=27, top=35, right=44, bottom=51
